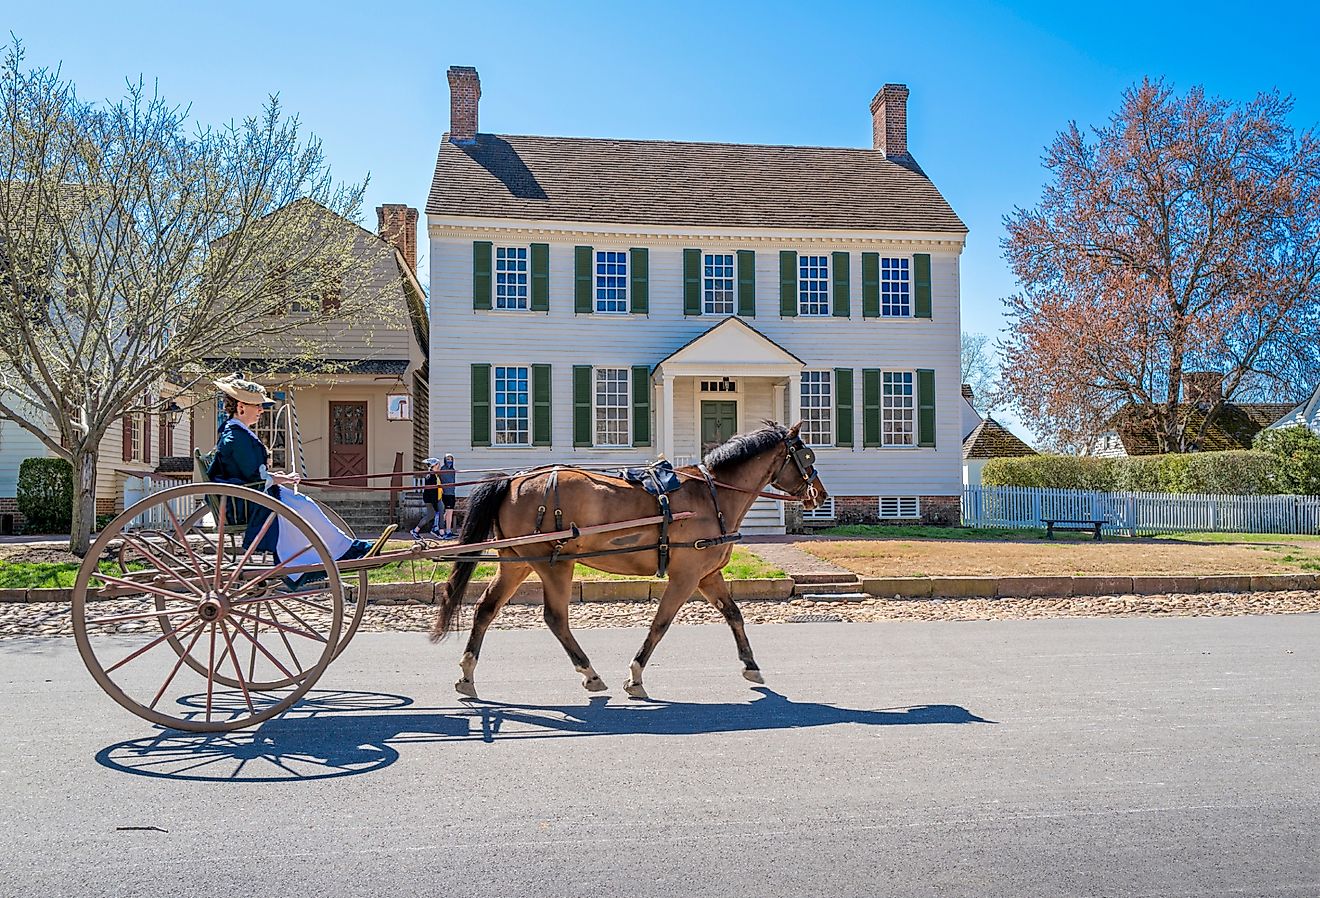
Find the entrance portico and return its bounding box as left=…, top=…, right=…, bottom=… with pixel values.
left=652, top=318, right=804, bottom=467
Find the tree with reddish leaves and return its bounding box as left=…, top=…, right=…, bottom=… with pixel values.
left=1001, top=79, right=1320, bottom=453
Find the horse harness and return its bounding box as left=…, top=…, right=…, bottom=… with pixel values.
left=519, top=433, right=816, bottom=578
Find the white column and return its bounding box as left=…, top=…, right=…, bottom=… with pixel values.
left=787, top=372, right=802, bottom=427
left=662, top=373, right=676, bottom=460
left=772, top=382, right=786, bottom=427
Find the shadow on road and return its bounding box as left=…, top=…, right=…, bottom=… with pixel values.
left=95, top=687, right=993, bottom=783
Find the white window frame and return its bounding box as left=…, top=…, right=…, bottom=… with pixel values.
left=800, top=370, right=833, bottom=447
left=128, top=411, right=145, bottom=462
left=495, top=245, right=530, bottom=311
left=798, top=254, right=830, bottom=316
left=493, top=364, right=531, bottom=447
left=592, top=367, right=631, bottom=448
left=703, top=251, right=736, bottom=315
left=255, top=406, right=289, bottom=470
left=879, top=257, right=911, bottom=317
left=882, top=370, right=916, bottom=447
left=594, top=250, right=628, bottom=314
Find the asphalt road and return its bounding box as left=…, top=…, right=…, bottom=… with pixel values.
left=2, top=615, right=1318, bottom=898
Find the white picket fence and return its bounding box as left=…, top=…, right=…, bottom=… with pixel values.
left=962, top=485, right=1320, bottom=536
left=122, top=475, right=198, bottom=530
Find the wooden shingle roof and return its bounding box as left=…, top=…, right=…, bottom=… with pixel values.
left=427, top=134, right=967, bottom=233
left=963, top=417, right=1036, bottom=460
left=1110, top=403, right=1296, bottom=455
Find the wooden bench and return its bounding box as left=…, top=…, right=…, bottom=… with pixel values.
left=1041, top=518, right=1106, bottom=540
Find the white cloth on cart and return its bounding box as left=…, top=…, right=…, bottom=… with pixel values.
left=274, top=489, right=354, bottom=580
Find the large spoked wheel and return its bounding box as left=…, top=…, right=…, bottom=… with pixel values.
left=73, top=483, right=344, bottom=732
left=123, top=495, right=368, bottom=688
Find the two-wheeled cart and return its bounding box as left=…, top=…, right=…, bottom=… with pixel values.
left=72, top=482, right=692, bottom=733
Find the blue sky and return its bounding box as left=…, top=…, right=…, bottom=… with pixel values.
left=8, top=0, right=1320, bottom=382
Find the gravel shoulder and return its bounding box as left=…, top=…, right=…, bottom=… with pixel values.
left=5, top=590, right=1319, bottom=639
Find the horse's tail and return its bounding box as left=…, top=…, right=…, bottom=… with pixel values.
left=430, top=476, right=512, bottom=642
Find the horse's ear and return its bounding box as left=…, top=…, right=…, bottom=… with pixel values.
left=788, top=421, right=802, bottom=437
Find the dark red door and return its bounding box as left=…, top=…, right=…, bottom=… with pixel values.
left=329, top=401, right=368, bottom=486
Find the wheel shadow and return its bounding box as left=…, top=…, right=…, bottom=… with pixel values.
left=96, top=687, right=993, bottom=783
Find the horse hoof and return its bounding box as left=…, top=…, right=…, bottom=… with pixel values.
left=455, top=677, right=477, bottom=698
left=743, top=668, right=765, bottom=684
left=583, top=675, right=608, bottom=693
left=624, top=680, right=648, bottom=699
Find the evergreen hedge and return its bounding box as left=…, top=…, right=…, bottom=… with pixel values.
left=1253, top=427, right=1320, bottom=495
left=17, top=457, right=74, bottom=533
left=981, top=450, right=1280, bottom=495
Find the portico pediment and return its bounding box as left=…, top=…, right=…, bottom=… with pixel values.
left=654, top=317, right=803, bottom=378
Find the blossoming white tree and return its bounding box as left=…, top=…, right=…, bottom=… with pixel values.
left=0, top=42, right=390, bottom=554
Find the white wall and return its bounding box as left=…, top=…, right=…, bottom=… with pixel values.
left=429, top=223, right=965, bottom=499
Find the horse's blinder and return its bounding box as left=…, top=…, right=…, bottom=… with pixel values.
left=773, top=434, right=819, bottom=499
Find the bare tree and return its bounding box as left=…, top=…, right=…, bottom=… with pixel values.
left=1000, top=79, right=1320, bottom=452
left=960, top=331, right=1000, bottom=411
left=0, top=41, right=392, bottom=554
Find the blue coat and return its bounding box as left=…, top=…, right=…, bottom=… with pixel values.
left=208, top=419, right=280, bottom=553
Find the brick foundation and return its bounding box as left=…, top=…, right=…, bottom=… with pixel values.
left=799, top=494, right=962, bottom=528
left=0, top=497, right=23, bottom=534
left=96, top=497, right=118, bottom=516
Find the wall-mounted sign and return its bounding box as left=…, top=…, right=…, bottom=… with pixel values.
left=387, top=392, right=411, bottom=421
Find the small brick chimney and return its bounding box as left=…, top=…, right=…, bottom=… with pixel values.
left=1182, top=371, right=1225, bottom=409
left=961, top=383, right=975, bottom=405
left=870, top=83, right=909, bottom=158
left=447, top=65, right=480, bottom=144
left=377, top=204, right=419, bottom=274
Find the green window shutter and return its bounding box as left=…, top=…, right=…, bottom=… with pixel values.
left=862, top=368, right=881, bottom=447
left=470, top=364, right=491, bottom=447
left=832, top=251, right=850, bottom=317
left=530, top=243, right=549, bottom=311
left=779, top=251, right=797, bottom=317
left=572, top=365, right=592, bottom=447
left=736, top=249, right=756, bottom=317
left=631, top=366, right=652, bottom=447
left=914, top=253, right=932, bottom=319
left=472, top=241, right=492, bottom=310
left=629, top=247, right=648, bottom=314
left=834, top=368, right=854, bottom=447
left=532, top=364, right=552, bottom=446
left=575, top=246, right=594, bottom=314
left=862, top=252, right=880, bottom=318
left=917, top=368, right=936, bottom=447
left=683, top=248, right=701, bottom=315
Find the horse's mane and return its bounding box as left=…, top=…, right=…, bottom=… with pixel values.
left=701, top=421, right=788, bottom=472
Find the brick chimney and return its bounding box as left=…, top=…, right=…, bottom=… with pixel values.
left=870, top=83, right=909, bottom=158
left=377, top=204, right=419, bottom=274
left=961, top=383, right=975, bottom=405
left=447, top=65, right=480, bottom=144
left=1182, top=371, right=1224, bottom=409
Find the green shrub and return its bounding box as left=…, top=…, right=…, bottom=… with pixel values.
left=17, top=457, right=74, bottom=534
left=983, top=450, right=1279, bottom=495
left=1254, top=427, right=1320, bottom=495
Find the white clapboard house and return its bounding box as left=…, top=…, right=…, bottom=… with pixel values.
left=426, top=66, right=967, bottom=532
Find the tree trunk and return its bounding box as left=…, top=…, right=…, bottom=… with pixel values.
left=69, top=447, right=98, bottom=557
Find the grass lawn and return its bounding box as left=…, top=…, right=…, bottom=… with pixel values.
left=0, top=545, right=782, bottom=590
left=802, top=526, right=1320, bottom=577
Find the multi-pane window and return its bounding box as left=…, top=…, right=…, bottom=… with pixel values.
left=495, top=246, right=529, bottom=310
left=595, top=251, right=628, bottom=313
left=256, top=407, right=289, bottom=470
left=594, top=367, right=630, bottom=447
left=128, top=412, right=144, bottom=462
left=703, top=253, right=735, bottom=314
left=800, top=371, right=832, bottom=446
left=493, top=366, right=530, bottom=445
left=882, top=371, right=915, bottom=446
left=880, top=257, right=911, bottom=316
left=798, top=255, right=830, bottom=315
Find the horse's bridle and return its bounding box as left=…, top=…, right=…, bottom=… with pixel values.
left=771, top=433, right=820, bottom=502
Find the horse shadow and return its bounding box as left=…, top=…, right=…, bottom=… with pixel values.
left=95, top=687, right=992, bottom=783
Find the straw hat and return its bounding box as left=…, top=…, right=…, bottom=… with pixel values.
left=213, top=373, right=274, bottom=407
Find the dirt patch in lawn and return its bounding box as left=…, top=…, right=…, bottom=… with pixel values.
left=798, top=535, right=1320, bottom=577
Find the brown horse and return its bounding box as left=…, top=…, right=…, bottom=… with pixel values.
left=430, top=421, right=827, bottom=699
